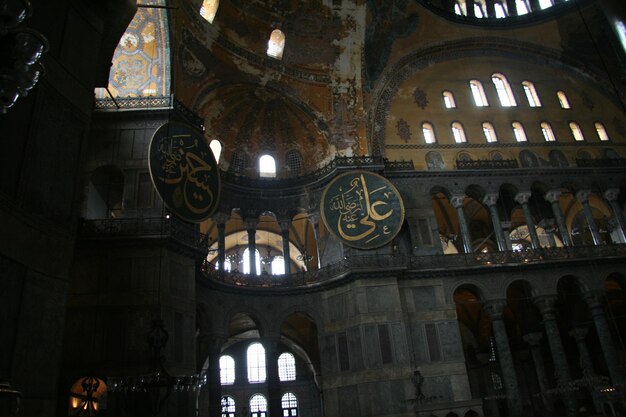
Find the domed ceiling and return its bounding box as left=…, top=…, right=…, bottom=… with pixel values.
left=198, top=84, right=332, bottom=177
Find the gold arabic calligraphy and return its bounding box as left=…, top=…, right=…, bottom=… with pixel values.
left=328, top=174, right=394, bottom=243
left=157, top=134, right=215, bottom=214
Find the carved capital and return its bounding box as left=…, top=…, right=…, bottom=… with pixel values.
left=212, top=212, right=230, bottom=226
left=568, top=327, right=588, bottom=341
left=575, top=190, right=592, bottom=204
left=245, top=218, right=258, bottom=232
left=514, top=192, right=532, bottom=205
left=533, top=295, right=558, bottom=316
left=544, top=190, right=563, bottom=203
left=483, top=299, right=507, bottom=319
left=482, top=193, right=499, bottom=207
left=604, top=188, right=620, bottom=202
left=278, top=219, right=291, bottom=233
left=450, top=195, right=466, bottom=209
left=523, top=332, right=543, bottom=347
left=582, top=290, right=604, bottom=310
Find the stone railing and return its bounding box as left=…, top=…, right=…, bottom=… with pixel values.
left=200, top=245, right=626, bottom=289
left=576, top=158, right=626, bottom=168
left=456, top=159, right=519, bottom=170
left=79, top=217, right=207, bottom=253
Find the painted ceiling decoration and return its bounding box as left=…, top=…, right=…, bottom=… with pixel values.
left=95, top=0, right=171, bottom=102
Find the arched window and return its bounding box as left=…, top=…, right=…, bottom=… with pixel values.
left=278, top=352, right=296, bottom=381
left=422, top=122, right=437, bottom=144
left=285, top=150, right=303, bottom=176
left=200, top=0, right=219, bottom=24
left=512, top=122, right=527, bottom=142
left=250, top=394, right=267, bottom=417
left=569, top=122, right=585, bottom=141
left=454, top=1, right=465, bottom=15
left=516, top=0, right=530, bottom=15
left=243, top=249, right=261, bottom=275
left=522, top=81, right=542, bottom=107
left=221, top=396, right=236, bottom=417
left=469, top=80, right=488, bottom=107
left=210, top=139, right=223, bottom=163
left=451, top=122, right=467, bottom=143
left=595, top=122, right=610, bottom=141
left=557, top=91, right=571, bottom=109
left=491, top=73, right=516, bottom=107
left=247, top=343, right=267, bottom=383
left=259, top=154, right=276, bottom=178
left=271, top=256, right=285, bottom=275
left=281, top=393, right=298, bottom=417
left=539, top=0, right=553, bottom=10
left=220, top=355, right=235, bottom=385
left=494, top=1, right=507, bottom=18
left=442, top=91, right=456, bottom=108
left=482, top=122, right=498, bottom=143
left=267, top=29, right=285, bottom=59
left=473, top=0, right=485, bottom=18
left=541, top=122, right=556, bottom=142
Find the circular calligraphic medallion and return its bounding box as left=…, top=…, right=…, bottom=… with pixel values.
left=148, top=122, right=220, bottom=223
left=321, top=171, right=405, bottom=249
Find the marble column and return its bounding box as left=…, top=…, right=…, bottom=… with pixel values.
left=583, top=291, right=625, bottom=390
left=483, top=300, right=523, bottom=417
left=534, top=295, right=578, bottom=416
left=451, top=195, right=473, bottom=254
left=213, top=213, right=229, bottom=271
left=604, top=189, right=626, bottom=243
left=310, top=214, right=321, bottom=269
left=569, top=327, right=602, bottom=413
left=545, top=190, right=573, bottom=247
left=264, top=338, right=283, bottom=417
left=501, top=221, right=513, bottom=250
left=576, top=190, right=602, bottom=246
left=279, top=219, right=292, bottom=275
left=483, top=193, right=507, bottom=251
left=515, top=192, right=541, bottom=249
left=539, top=219, right=557, bottom=248
left=246, top=219, right=258, bottom=275
left=523, top=332, right=555, bottom=415
left=203, top=335, right=225, bottom=417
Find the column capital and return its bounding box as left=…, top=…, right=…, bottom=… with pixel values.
left=482, top=299, right=507, bottom=319
left=544, top=190, right=563, bottom=203
left=604, top=188, right=620, bottom=202
left=450, top=195, right=466, bottom=208
left=212, top=212, right=230, bottom=226
left=482, top=193, right=499, bottom=207
left=533, top=294, right=558, bottom=316
left=278, top=219, right=291, bottom=233
left=514, top=191, right=532, bottom=205
left=245, top=218, right=258, bottom=231
left=568, top=327, right=588, bottom=341
left=582, top=290, right=604, bottom=310
left=575, top=190, right=592, bottom=203
left=523, top=332, right=543, bottom=347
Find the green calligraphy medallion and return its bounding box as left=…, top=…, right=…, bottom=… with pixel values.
left=321, top=171, right=405, bottom=249
left=148, top=122, right=220, bottom=223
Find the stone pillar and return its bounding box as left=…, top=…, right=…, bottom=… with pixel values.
left=310, top=214, right=321, bottom=269
left=583, top=291, right=625, bottom=390
left=483, top=194, right=508, bottom=251
left=264, top=339, right=283, bottom=417
left=466, top=0, right=476, bottom=16
left=545, top=190, right=573, bottom=247
left=528, top=0, right=541, bottom=12
left=569, top=327, right=602, bottom=413
left=451, top=195, right=473, bottom=254
left=279, top=219, right=292, bottom=275
left=515, top=192, right=541, bottom=249
left=246, top=219, right=258, bottom=275
left=534, top=296, right=578, bottom=416
left=214, top=213, right=229, bottom=271
left=523, top=333, right=555, bottom=415
left=576, top=190, right=602, bottom=245
left=485, top=0, right=496, bottom=17
left=501, top=221, right=513, bottom=250
left=506, top=0, right=518, bottom=16
left=539, top=219, right=557, bottom=248
left=483, top=300, right=523, bottom=417
left=604, top=189, right=626, bottom=243
left=202, top=335, right=224, bottom=417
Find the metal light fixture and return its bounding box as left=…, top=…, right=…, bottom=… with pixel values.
left=0, top=1, right=47, bottom=113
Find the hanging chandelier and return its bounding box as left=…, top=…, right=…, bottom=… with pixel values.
left=0, top=0, right=48, bottom=114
